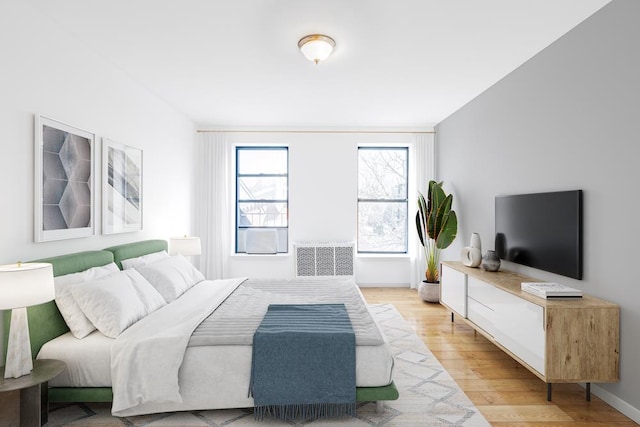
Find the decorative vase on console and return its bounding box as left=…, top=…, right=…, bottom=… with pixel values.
left=461, top=232, right=482, bottom=268
left=470, top=232, right=481, bottom=252
left=481, top=250, right=501, bottom=272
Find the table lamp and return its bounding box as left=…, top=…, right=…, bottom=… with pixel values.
left=169, top=236, right=201, bottom=257
left=0, top=262, right=55, bottom=379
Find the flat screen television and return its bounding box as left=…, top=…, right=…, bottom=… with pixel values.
left=495, top=190, right=583, bottom=280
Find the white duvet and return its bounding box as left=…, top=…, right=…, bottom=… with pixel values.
left=110, top=278, right=245, bottom=416
left=39, top=277, right=394, bottom=417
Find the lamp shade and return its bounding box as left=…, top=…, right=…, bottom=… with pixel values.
left=0, top=263, right=55, bottom=310
left=298, top=34, right=335, bottom=64
left=169, top=236, right=202, bottom=256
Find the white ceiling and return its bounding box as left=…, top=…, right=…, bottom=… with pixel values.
left=30, top=0, right=610, bottom=129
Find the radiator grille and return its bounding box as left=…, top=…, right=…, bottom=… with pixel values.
left=294, top=242, right=354, bottom=277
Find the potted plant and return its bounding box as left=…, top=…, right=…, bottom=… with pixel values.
left=416, top=180, right=458, bottom=302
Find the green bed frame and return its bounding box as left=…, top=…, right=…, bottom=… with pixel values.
left=3, top=239, right=398, bottom=405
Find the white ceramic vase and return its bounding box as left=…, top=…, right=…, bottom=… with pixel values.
left=470, top=232, right=481, bottom=252
left=461, top=246, right=482, bottom=267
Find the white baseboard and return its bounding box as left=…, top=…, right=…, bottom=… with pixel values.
left=357, top=283, right=410, bottom=288
left=587, top=383, right=640, bottom=424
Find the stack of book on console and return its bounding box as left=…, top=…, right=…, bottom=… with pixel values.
left=521, top=282, right=583, bottom=299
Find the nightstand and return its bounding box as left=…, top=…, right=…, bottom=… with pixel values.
left=0, top=359, right=66, bottom=426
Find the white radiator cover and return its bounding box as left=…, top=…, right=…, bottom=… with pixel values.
left=294, top=242, right=354, bottom=278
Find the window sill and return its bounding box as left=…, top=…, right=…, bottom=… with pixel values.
left=356, top=253, right=411, bottom=260
left=231, top=253, right=290, bottom=258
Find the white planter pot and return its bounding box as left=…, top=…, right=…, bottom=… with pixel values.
left=418, top=281, right=440, bottom=303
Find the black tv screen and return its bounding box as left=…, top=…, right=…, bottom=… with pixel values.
left=495, top=190, right=583, bottom=280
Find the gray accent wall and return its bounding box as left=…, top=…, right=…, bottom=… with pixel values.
left=436, top=0, right=640, bottom=417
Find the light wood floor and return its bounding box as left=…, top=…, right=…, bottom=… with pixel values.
left=360, top=287, right=638, bottom=427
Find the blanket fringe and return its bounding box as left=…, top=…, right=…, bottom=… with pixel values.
left=254, top=402, right=356, bottom=421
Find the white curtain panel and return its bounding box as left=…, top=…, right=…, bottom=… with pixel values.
left=410, top=133, right=435, bottom=288
left=196, top=132, right=231, bottom=279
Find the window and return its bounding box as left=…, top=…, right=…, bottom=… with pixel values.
left=235, top=147, right=288, bottom=253
left=357, top=147, right=408, bottom=254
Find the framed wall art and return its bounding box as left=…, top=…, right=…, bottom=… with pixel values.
left=102, top=138, right=143, bottom=234
left=34, top=115, right=96, bottom=242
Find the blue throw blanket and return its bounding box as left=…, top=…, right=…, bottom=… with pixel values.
left=249, top=304, right=356, bottom=420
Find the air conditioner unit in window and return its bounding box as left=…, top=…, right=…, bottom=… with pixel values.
left=245, top=229, right=278, bottom=254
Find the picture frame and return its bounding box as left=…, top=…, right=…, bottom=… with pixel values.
left=102, top=138, right=143, bottom=234
left=34, top=115, right=96, bottom=242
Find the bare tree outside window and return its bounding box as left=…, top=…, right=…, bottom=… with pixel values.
left=358, top=147, right=408, bottom=253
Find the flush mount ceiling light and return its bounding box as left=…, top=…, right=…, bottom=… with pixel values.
left=298, top=34, right=336, bottom=65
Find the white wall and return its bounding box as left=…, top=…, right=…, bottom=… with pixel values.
left=0, top=2, right=197, bottom=358
left=222, top=131, right=427, bottom=285
left=436, top=0, right=640, bottom=419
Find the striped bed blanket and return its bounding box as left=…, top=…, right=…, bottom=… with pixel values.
left=189, top=278, right=384, bottom=347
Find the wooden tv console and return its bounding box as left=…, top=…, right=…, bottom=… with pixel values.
left=440, top=261, right=619, bottom=401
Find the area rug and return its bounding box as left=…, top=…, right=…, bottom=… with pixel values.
left=46, top=304, right=490, bottom=426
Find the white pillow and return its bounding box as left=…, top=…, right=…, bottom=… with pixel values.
left=135, top=254, right=205, bottom=303
left=54, top=263, right=120, bottom=339
left=122, top=269, right=166, bottom=314
left=121, top=250, right=169, bottom=270
left=69, top=271, right=150, bottom=338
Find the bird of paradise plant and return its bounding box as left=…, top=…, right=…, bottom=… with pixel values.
left=416, top=180, right=458, bottom=283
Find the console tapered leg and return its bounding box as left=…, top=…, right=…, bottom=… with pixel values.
left=586, top=383, right=591, bottom=401
left=547, top=383, right=552, bottom=401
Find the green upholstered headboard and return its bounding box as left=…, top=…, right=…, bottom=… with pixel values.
left=103, top=239, right=168, bottom=269
left=3, top=250, right=115, bottom=361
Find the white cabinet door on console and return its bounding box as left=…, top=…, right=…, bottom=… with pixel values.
left=440, top=265, right=467, bottom=317
left=493, top=292, right=545, bottom=375
left=467, top=276, right=545, bottom=375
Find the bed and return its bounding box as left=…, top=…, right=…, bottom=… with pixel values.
left=2, top=239, right=398, bottom=416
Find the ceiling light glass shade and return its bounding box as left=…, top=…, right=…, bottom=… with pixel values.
left=298, top=34, right=336, bottom=64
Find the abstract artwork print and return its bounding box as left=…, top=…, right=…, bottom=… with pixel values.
left=102, top=139, right=142, bottom=234
left=35, top=115, right=95, bottom=242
